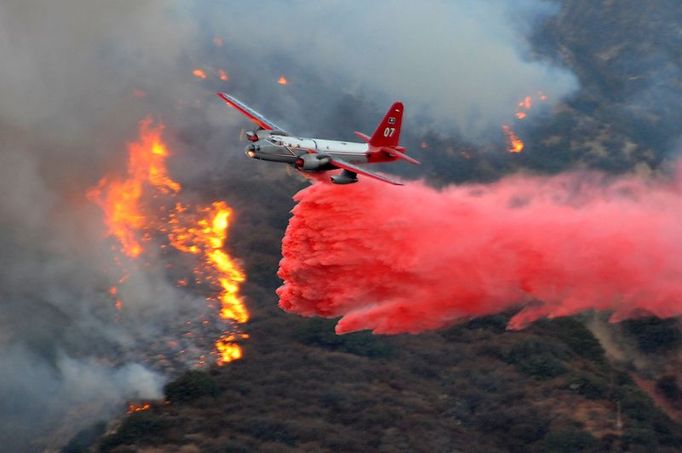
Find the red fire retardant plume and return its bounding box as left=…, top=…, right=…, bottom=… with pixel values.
left=277, top=169, right=682, bottom=334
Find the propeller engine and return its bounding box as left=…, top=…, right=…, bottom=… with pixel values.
left=245, top=130, right=259, bottom=142
left=295, top=153, right=330, bottom=171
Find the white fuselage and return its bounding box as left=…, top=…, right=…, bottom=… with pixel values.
left=246, top=134, right=370, bottom=165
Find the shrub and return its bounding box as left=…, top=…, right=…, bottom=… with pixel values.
left=540, top=318, right=606, bottom=364
left=475, top=407, right=549, bottom=448
left=621, top=393, right=656, bottom=422
left=240, top=417, right=298, bottom=446
left=622, top=427, right=659, bottom=450
left=62, top=422, right=106, bottom=453
left=622, top=318, right=682, bottom=353
left=502, top=338, right=568, bottom=380
left=293, top=318, right=393, bottom=358
left=100, top=412, right=169, bottom=451
left=543, top=427, right=599, bottom=452
left=516, top=354, right=567, bottom=380
left=651, top=411, right=682, bottom=447
left=464, top=313, right=511, bottom=333
left=164, top=370, right=219, bottom=403
left=655, top=375, right=681, bottom=406
left=566, top=373, right=609, bottom=400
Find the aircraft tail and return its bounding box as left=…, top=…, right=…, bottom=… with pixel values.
left=369, top=102, right=403, bottom=148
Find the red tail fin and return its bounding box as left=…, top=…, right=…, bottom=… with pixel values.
left=369, top=102, right=403, bottom=148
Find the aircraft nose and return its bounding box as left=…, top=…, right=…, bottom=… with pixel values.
left=246, top=143, right=257, bottom=158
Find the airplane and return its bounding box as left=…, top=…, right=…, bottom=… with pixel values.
left=217, top=92, right=419, bottom=185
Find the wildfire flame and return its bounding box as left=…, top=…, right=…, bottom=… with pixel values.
left=216, top=334, right=249, bottom=365
left=501, top=91, right=549, bottom=153
left=88, top=119, right=179, bottom=257
left=127, top=402, right=152, bottom=414
left=219, top=69, right=229, bottom=81
left=502, top=124, right=524, bottom=153
left=193, top=68, right=208, bottom=80
left=513, top=92, right=548, bottom=121
left=89, top=118, right=248, bottom=365
left=519, top=95, right=532, bottom=111
left=168, top=201, right=249, bottom=362
left=277, top=75, right=288, bottom=85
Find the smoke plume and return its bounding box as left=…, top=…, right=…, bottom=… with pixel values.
left=202, top=0, right=578, bottom=140
left=0, top=1, right=214, bottom=449
left=278, top=170, right=682, bottom=334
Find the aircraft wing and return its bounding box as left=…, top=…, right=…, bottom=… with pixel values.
left=329, top=157, right=404, bottom=186
left=217, top=92, right=288, bottom=132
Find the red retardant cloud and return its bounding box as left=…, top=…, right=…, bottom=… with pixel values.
left=277, top=170, right=682, bottom=334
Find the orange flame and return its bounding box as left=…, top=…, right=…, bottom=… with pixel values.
left=89, top=119, right=248, bottom=365
left=502, top=91, right=549, bottom=152
left=277, top=75, right=288, bottom=85
left=502, top=124, right=524, bottom=153
left=127, top=402, right=151, bottom=414
left=169, top=201, right=249, bottom=324
left=193, top=68, right=208, bottom=80
left=216, top=333, right=249, bottom=365
left=513, top=93, right=549, bottom=121
left=518, top=96, right=532, bottom=111
left=88, top=119, right=179, bottom=257
left=218, top=69, right=229, bottom=82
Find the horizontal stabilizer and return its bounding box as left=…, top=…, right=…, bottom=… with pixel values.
left=354, top=131, right=371, bottom=142
left=381, top=147, right=420, bottom=165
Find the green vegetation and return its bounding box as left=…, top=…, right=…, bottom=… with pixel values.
left=61, top=422, right=106, bottom=453
left=502, top=337, right=569, bottom=380
left=536, top=317, right=606, bottom=364
left=164, top=369, right=219, bottom=403
left=656, top=375, right=681, bottom=406
left=293, top=318, right=394, bottom=358
left=542, top=427, right=599, bottom=452
left=100, top=412, right=170, bottom=451
left=566, top=373, right=609, bottom=400
left=622, top=318, right=682, bottom=353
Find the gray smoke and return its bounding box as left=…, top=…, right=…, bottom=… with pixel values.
left=0, top=1, right=211, bottom=450
left=200, top=0, right=578, bottom=141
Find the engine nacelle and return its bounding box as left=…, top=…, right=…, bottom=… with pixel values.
left=245, top=130, right=259, bottom=142
left=295, top=153, right=330, bottom=171
left=331, top=169, right=358, bottom=184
